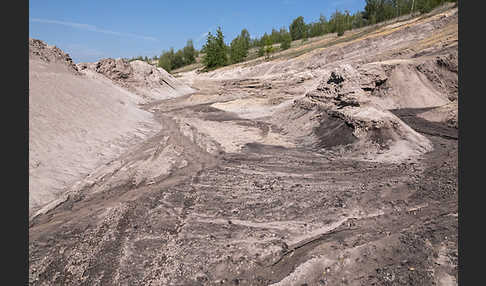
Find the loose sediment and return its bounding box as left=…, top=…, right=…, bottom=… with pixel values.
left=29, top=5, right=458, bottom=285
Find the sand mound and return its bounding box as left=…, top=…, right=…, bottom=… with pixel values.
left=271, top=65, right=433, bottom=162
left=78, top=59, right=194, bottom=102
left=356, top=55, right=456, bottom=109
left=29, top=38, right=79, bottom=74
left=29, top=40, right=161, bottom=215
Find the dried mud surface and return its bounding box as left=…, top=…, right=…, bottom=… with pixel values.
left=29, top=6, right=458, bottom=286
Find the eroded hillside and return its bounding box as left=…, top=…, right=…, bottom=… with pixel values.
left=29, top=5, right=458, bottom=286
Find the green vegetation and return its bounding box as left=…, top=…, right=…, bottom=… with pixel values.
left=264, top=45, right=275, bottom=60
left=127, top=55, right=152, bottom=63
left=196, top=0, right=455, bottom=70
left=157, top=40, right=198, bottom=72
left=280, top=33, right=292, bottom=50
left=133, top=0, right=456, bottom=73
left=229, top=29, right=251, bottom=64
left=257, top=44, right=265, bottom=57
left=363, top=0, right=456, bottom=23
left=289, top=16, right=307, bottom=41
left=202, top=27, right=228, bottom=70
left=182, top=39, right=197, bottom=64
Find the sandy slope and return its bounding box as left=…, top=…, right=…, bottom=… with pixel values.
left=29, top=40, right=194, bottom=216
left=29, top=5, right=458, bottom=286
left=78, top=58, right=194, bottom=103
left=29, top=58, right=160, bottom=215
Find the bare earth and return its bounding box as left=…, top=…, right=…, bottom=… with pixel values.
left=29, top=5, right=458, bottom=286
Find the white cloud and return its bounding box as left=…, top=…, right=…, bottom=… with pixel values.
left=30, top=18, right=159, bottom=42
left=196, top=31, right=209, bottom=43
left=196, top=24, right=219, bottom=44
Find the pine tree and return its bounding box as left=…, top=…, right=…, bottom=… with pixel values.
left=289, top=16, right=307, bottom=40
left=258, top=43, right=265, bottom=57
left=263, top=37, right=274, bottom=60
left=182, top=39, right=197, bottom=65
left=202, top=27, right=228, bottom=70
left=229, top=29, right=251, bottom=64
left=280, top=32, right=292, bottom=50
left=336, top=11, right=345, bottom=36
left=158, top=48, right=174, bottom=72
left=172, top=50, right=185, bottom=69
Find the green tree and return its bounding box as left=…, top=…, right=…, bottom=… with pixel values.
left=158, top=48, right=174, bottom=72
left=240, top=28, right=251, bottom=49
left=172, top=50, right=185, bottom=69
left=264, top=46, right=274, bottom=60
left=260, top=32, right=272, bottom=46
left=289, top=16, right=307, bottom=40
left=344, top=10, right=352, bottom=31
left=279, top=27, right=288, bottom=41
left=258, top=43, right=265, bottom=57
left=352, top=11, right=365, bottom=29
left=301, top=33, right=308, bottom=43
left=364, top=0, right=382, bottom=23
left=280, top=32, right=292, bottom=50
left=229, top=29, right=251, bottom=64
left=329, top=10, right=345, bottom=35
left=336, top=11, right=345, bottom=36
left=364, top=0, right=403, bottom=23
left=337, top=24, right=345, bottom=36
left=202, top=27, right=228, bottom=70
left=263, top=37, right=275, bottom=60
left=182, top=39, right=197, bottom=65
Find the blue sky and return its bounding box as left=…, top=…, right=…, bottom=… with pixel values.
left=29, top=0, right=366, bottom=63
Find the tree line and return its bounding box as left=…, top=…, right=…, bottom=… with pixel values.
left=127, top=55, right=154, bottom=63
left=363, top=0, right=455, bottom=24
left=198, top=0, right=455, bottom=70
left=129, top=0, right=455, bottom=72
left=157, top=39, right=198, bottom=72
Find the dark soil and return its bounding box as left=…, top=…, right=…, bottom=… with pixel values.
left=314, top=113, right=358, bottom=148
left=29, top=105, right=457, bottom=285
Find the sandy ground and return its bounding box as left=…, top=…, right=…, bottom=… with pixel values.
left=29, top=59, right=160, bottom=215
left=29, top=5, right=458, bottom=286
left=29, top=40, right=193, bottom=217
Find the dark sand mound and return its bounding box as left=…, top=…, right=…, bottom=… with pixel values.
left=272, top=64, right=433, bottom=162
